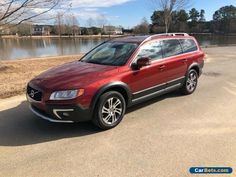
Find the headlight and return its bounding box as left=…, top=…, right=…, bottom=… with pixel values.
left=49, top=89, right=84, bottom=100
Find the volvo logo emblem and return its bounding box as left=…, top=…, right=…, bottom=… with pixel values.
left=30, top=90, right=35, bottom=98
left=30, top=90, right=39, bottom=98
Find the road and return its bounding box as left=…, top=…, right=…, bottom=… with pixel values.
left=0, top=47, right=236, bottom=177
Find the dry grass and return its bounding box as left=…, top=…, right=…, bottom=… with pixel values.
left=0, top=55, right=83, bottom=99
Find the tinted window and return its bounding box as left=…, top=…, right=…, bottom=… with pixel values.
left=81, top=42, right=138, bottom=66
left=162, top=39, right=183, bottom=58
left=179, top=39, right=198, bottom=53
left=136, top=41, right=162, bottom=61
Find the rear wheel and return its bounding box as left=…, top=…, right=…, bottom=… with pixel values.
left=93, top=91, right=126, bottom=130
left=181, top=69, right=198, bottom=95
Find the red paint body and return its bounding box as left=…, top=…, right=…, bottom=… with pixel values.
left=27, top=35, right=205, bottom=122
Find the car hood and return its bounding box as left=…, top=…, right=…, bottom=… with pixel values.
left=31, top=61, right=118, bottom=90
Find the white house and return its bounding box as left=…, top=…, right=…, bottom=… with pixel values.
left=103, top=26, right=123, bottom=35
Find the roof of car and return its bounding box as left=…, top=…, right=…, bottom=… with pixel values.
left=111, top=33, right=193, bottom=44
left=111, top=36, right=149, bottom=43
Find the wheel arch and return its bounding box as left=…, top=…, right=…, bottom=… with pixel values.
left=187, top=63, right=200, bottom=76
left=91, top=82, right=132, bottom=111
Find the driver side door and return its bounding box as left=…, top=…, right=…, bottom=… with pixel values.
left=128, top=40, right=170, bottom=102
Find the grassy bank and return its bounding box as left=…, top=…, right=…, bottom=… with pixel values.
left=0, top=55, right=82, bottom=99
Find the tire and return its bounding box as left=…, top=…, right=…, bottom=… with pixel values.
left=181, top=69, right=198, bottom=95
left=92, top=91, right=126, bottom=130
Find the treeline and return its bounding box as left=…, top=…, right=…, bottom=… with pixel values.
left=151, top=5, right=236, bottom=34
left=134, top=5, right=236, bottom=34
left=1, top=24, right=106, bottom=36
left=0, top=13, right=116, bottom=36
left=2, top=5, right=236, bottom=36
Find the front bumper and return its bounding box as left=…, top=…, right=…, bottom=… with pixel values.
left=30, top=105, right=74, bottom=123
left=29, top=103, right=93, bottom=123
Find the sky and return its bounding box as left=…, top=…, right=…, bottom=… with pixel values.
left=55, top=0, right=236, bottom=28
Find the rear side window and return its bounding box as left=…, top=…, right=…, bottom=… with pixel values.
left=162, top=39, right=183, bottom=58
left=179, top=39, right=198, bottom=53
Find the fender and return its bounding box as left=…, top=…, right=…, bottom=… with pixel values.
left=91, top=81, right=132, bottom=111
left=186, top=62, right=201, bottom=77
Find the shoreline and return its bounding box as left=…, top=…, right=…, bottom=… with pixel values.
left=1, top=45, right=236, bottom=62
left=1, top=54, right=84, bottom=62
left=0, top=34, right=124, bottom=39
left=1, top=33, right=236, bottom=39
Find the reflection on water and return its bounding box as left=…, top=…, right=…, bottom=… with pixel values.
left=0, top=35, right=236, bottom=60
left=194, top=35, right=236, bottom=47
left=0, top=38, right=105, bottom=60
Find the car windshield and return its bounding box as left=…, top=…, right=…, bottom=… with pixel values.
left=81, top=42, right=138, bottom=66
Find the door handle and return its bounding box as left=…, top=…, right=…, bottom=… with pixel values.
left=159, top=65, right=166, bottom=71
left=182, top=59, right=188, bottom=63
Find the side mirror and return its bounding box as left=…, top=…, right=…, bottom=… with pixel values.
left=131, top=57, right=152, bottom=70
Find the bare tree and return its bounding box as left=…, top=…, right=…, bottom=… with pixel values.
left=71, top=15, right=79, bottom=36
left=133, top=17, right=150, bottom=35
left=96, top=14, right=107, bottom=36
left=65, top=14, right=79, bottom=36
left=0, top=0, right=62, bottom=28
left=87, top=18, right=95, bottom=27
left=87, top=18, right=95, bottom=35
left=55, top=12, right=65, bottom=36
left=97, top=14, right=107, bottom=28
left=17, top=22, right=33, bottom=36
left=151, top=0, right=191, bottom=33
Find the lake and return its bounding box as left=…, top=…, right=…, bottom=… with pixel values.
left=1, top=35, right=236, bottom=60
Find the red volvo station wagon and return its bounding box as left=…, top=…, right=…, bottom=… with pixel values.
left=27, top=33, right=205, bottom=129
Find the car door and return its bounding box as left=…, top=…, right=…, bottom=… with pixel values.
left=161, top=39, right=188, bottom=87
left=128, top=40, right=170, bottom=101
left=179, top=38, right=203, bottom=70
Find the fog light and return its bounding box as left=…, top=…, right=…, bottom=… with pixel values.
left=53, top=109, right=74, bottom=119
left=62, top=112, right=70, bottom=117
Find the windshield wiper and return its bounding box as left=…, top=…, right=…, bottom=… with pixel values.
left=87, top=61, right=101, bottom=65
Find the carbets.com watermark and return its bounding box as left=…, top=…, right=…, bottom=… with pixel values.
left=190, top=167, right=233, bottom=174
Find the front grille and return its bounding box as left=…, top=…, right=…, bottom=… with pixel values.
left=27, top=85, right=42, bottom=101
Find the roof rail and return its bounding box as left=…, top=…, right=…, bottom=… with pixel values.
left=142, top=33, right=189, bottom=44
left=155, top=33, right=189, bottom=37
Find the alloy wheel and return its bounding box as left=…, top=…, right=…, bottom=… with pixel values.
left=101, top=97, right=123, bottom=125
left=186, top=71, right=197, bottom=92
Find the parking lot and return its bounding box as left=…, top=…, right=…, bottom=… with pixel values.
left=0, top=46, right=236, bottom=177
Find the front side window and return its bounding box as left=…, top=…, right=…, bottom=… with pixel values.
left=81, top=42, right=138, bottom=66
left=136, top=41, right=163, bottom=61
left=162, top=39, right=183, bottom=58
left=179, top=39, right=198, bottom=53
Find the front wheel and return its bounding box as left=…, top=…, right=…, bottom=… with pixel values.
left=181, top=69, right=198, bottom=95
left=93, top=91, right=126, bottom=130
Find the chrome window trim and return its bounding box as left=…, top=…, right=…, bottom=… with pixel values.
left=129, top=38, right=200, bottom=68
